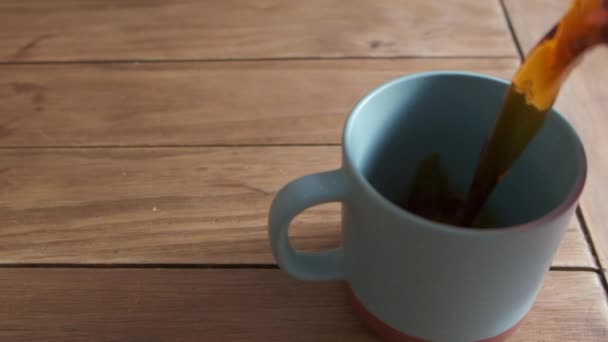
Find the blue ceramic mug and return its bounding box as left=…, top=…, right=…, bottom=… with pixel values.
left=268, top=71, right=586, bottom=341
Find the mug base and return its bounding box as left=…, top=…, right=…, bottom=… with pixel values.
left=346, top=285, right=526, bottom=342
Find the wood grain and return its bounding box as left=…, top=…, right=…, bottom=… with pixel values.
left=0, top=0, right=516, bottom=62
left=504, top=0, right=608, bottom=274
left=0, top=59, right=518, bottom=147
left=559, top=219, right=596, bottom=268
left=0, top=269, right=605, bottom=341
left=0, top=147, right=594, bottom=267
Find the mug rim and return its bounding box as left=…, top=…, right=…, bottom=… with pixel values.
left=342, top=70, right=587, bottom=236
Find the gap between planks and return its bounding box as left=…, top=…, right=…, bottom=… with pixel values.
left=0, top=144, right=343, bottom=150
left=0, top=263, right=598, bottom=272
left=0, top=55, right=520, bottom=66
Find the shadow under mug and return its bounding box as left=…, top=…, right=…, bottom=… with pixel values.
left=268, top=71, right=587, bottom=342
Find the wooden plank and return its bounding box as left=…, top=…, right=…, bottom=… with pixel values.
left=0, top=0, right=516, bottom=62
left=504, top=0, right=608, bottom=275
left=558, top=219, right=596, bottom=268
left=0, top=59, right=518, bottom=147
left=0, top=147, right=594, bottom=267
left=0, top=269, right=605, bottom=341
left=512, top=272, right=608, bottom=341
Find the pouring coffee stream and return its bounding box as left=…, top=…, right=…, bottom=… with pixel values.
left=403, top=0, right=608, bottom=227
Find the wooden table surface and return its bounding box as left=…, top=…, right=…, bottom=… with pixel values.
left=0, top=0, right=607, bottom=340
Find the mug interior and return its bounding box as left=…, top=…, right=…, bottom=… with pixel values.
left=343, top=72, right=586, bottom=228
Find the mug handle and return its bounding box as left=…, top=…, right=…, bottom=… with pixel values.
left=268, top=169, right=350, bottom=281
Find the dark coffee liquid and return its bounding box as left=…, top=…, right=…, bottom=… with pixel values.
left=401, top=154, right=496, bottom=228
left=458, top=88, right=546, bottom=225
left=403, top=0, right=608, bottom=228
